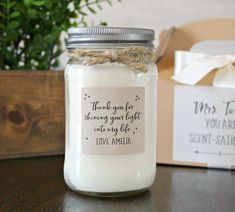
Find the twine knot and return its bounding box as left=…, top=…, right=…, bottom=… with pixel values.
left=68, top=46, right=152, bottom=72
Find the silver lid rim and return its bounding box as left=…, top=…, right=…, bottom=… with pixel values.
left=67, top=27, right=155, bottom=48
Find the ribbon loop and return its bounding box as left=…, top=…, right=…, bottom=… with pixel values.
left=172, top=51, right=235, bottom=87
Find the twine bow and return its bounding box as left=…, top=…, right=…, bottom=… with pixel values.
left=68, top=46, right=152, bottom=72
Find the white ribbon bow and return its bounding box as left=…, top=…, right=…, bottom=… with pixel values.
left=172, top=51, right=235, bottom=87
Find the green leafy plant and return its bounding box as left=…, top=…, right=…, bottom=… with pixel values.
left=0, top=0, right=115, bottom=70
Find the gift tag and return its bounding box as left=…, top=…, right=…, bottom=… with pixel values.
left=173, top=85, right=235, bottom=169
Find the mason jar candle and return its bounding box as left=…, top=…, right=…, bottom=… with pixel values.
left=64, top=27, right=157, bottom=197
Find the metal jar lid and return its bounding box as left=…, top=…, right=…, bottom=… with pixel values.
left=67, top=27, right=155, bottom=48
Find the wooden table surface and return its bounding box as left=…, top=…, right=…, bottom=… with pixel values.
left=0, top=156, right=234, bottom=212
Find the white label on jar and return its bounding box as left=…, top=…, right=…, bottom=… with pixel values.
left=173, top=85, right=235, bottom=168
left=81, top=87, right=145, bottom=154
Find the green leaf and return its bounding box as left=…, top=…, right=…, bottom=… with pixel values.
left=33, top=1, right=44, bottom=6
left=69, top=11, right=78, bottom=18
left=7, top=2, right=16, bottom=9
left=24, top=0, right=33, bottom=6
left=28, top=9, right=38, bottom=19
left=5, top=50, right=17, bottom=65
left=96, top=2, right=102, bottom=10
left=8, top=21, right=19, bottom=30
left=78, top=10, right=87, bottom=16
left=10, top=11, right=20, bottom=19
left=70, top=21, right=78, bottom=27
left=106, top=0, right=112, bottom=6
left=0, top=12, right=5, bottom=18
left=88, top=6, right=96, bottom=14
left=52, top=49, right=63, bottom=58
left=0, top=3, right=7, bottom=8
left=51, top=59, right=59, bottom=68
left=0, top=23, right=5, bottom=29
left=99, top=21, right=107, bottom=26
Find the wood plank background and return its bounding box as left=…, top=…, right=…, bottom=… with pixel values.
left=0, top=71, right=65, bottom=159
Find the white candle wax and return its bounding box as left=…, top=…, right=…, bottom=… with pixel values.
left=64, top=62, right=157, bottom=193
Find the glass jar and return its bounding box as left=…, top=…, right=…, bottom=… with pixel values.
left=64, top=27, right=157, bottom=197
